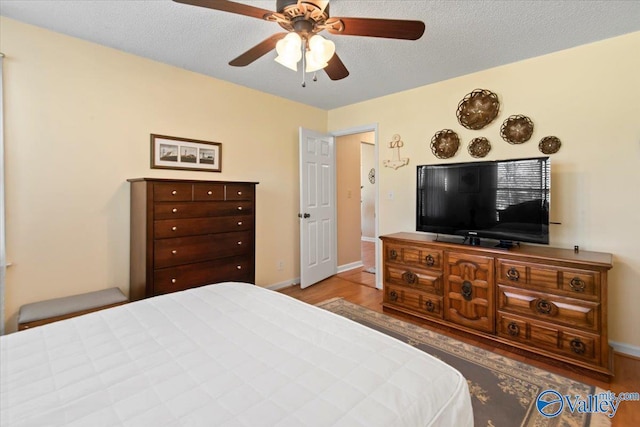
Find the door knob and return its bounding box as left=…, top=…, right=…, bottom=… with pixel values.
left=298, top=213, right=311, bottom=218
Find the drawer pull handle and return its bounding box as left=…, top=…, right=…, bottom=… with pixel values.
left=171, top=190, right=177, bottom=195
left=237, top=241, right=243, bottom=245
left=535, top=299, right=554, bottom=315
left=172, top=208, right=178, bottom=213
left=425, top=254, right=435, bottom=266
left=570, top=277, right=586, bottom=292
left=389, top=249, right=398, bottom=260
left=461, top=281, right=473, bottom=301
left=171, top=250, right=177, bottom=254
left=507, top=322, right=520, bottom=337
left=570, top=338, right=586, bottom=355
left=237, top=191, right=242, bottom=195
left=237, top=221, right=243, bottom=226
left=402, top=271, right=417, bottom=285
left=237, top=206, right=243, bottom=211
left=171, top=226, right=177, bottom=231
left=506, top=267, right=520, bottom=281
left=207, top=190, right=213, bottom=195
left=171, top=278, right=176, bottom=284
left=236, top=265, right=242, bottom=270
left=425, top=300, right=435, bottom=313
left=389, top=290, right=398, bottom=302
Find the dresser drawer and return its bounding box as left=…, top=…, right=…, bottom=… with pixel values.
left=154, top=216, right=252, bottom=239
left=498, top=285, right=599, bottom=332
left=385, top=284, right=443, bottom=319
left=153, top=182, right=193, bottom=201
left=193, top=183, right=225, bottom=201
left=153, top=256, right=253, bottom=295
left=385, top=265, right=441, bottom=294
left=154, top=230, right=253, bottom=268
left=154, top=201, right=253, bottom=219
left=497, top=259, right=600, bottom=299
left=497, top=312, right=600, bottom=364
left=226, top=184, right=254, bottom=201
left=385, top=244, right=443, bottom=271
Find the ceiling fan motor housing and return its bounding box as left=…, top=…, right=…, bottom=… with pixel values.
left=276, top=0, right=330, bottom=17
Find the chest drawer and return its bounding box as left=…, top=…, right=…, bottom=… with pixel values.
left=498, top=285, right=599, bottom=332
left=153, top=182, right=193, bottom=201
left=153, top=256, right=253, bottom=295
left=385, top=284, right=443, bottom=319
left=226, top=184, right=254, bottom=201
left=154, top=201, right=253, bottom=219
left=154, top=230, right=253, bottom=268
left=385, top=265, right=441, bottom=294
left=154, top=216, right=252, bottom=239
left=497, top=259, right=600, bottom=299
left=193, top=183, right=225, bottom=201
left=497, top=312, right=600, bottom=364
left=385, top=244, right=443, bottom=271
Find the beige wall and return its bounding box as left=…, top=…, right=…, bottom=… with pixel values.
left=329, top=32, right=640, bottom=351
left=336, top=133, right=362, bottom=266
left=1, top=18, right=327, bottom=332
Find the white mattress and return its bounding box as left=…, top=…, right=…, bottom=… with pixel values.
left=1, top=283, right=473, bottom=426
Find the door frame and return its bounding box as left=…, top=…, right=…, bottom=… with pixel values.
left=331, top=123, right=381, bottom=289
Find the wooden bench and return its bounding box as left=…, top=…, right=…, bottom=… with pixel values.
left=18, top=288, right=128, bottom=330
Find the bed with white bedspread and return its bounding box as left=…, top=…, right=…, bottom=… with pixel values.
left=1, top=282, right=473, bottom=426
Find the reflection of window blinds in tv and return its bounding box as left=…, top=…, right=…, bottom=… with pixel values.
left=496, top=159, right=550, bottom=211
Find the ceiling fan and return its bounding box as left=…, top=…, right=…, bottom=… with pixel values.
left=173, top=0, right=426, bottom=83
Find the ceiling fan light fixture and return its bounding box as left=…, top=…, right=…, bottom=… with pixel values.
left=275, top=32, right=302, bottom=71
left=305, top=35, right=335, bottom=72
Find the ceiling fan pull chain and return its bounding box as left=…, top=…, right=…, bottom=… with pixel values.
left=301, top=37, right=307, bottom=88
left=313, top=73, right=318, bottom=82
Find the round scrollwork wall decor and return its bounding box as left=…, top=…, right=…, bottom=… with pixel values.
left=456, top=89, right=500, bottom=130
left=468, top=137, right=491, bottom=158
left=538, top=136, right=561, bottom=154
left=500, top=114, right=534, bottom=144
left=430, top=129, right=460, bottom=159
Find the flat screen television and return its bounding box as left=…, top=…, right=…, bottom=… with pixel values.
left=416, top=157, right=550, bottom=246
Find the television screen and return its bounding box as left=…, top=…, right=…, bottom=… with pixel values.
left=416, top=157, right=550, bottom=246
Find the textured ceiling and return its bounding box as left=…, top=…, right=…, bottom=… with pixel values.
left=1, top=0, right=639, bottom=110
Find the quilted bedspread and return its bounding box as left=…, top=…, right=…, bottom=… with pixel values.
left=1, top=282, right=473, bottom=426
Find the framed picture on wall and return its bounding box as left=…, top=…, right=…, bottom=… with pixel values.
left=150, top=134, right=222, bottom=172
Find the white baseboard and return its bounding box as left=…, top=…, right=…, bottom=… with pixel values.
left=361, top=236, right=376, bottom=243
left=337, top=261, right=364, bottom=273
left=265, top=278, right=300, bottom=291
left=610, top=340, right=640, bottom=358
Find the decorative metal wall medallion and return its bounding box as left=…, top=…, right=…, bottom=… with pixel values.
left=468, top=137, right=491, bottom=158
left=456, top=89, right=500, bottom=130
left=538, top=136, right=561, bottom=154
left=500, top=115, right=534, bottom=144
left=430, top=129, right=460, bottom=159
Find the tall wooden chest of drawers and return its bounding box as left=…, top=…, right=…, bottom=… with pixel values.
left=381, top=232, right=614, bottom=380
left=128, top=178, right=258, bottom=300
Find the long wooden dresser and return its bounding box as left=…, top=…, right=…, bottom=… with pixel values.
left=380, top=232, right=614, bottom=380
left=128, top=178, right=258, bottom=300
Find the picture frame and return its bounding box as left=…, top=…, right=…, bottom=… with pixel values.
left=150, top=134, right=222, bottom=172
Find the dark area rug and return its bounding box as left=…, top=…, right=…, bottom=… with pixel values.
left=317, top=298, right=610, bottom=427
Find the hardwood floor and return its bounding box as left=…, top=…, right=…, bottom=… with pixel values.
left=335, top=240, right=376, bottom=288
left=279, top=276, right=640, bottom=426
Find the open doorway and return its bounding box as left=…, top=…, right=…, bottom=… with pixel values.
left=335, top=130, right=378, bottom=288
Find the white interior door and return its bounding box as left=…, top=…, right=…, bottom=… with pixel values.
left=299, top=128, right=337, bottom=288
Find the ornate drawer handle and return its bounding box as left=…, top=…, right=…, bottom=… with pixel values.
left=507, top=322, right=520, bottom=337
left=425, top=300, right=435, bottom=313
left=389, top=249, right=398, bottom=260
left=570, top=277, right=586, bottom=292
left=425, top=254, right=435, bottom=266
left=171, top=278, right=176, bottom=284
left=535, top=299, right=553, bottom=315
left=570, top=338, right=586, bottom=355
left=461, top=281, right=473, bottom=301
left=506, top=267, right=520, bottom=281
left=171, top=190, right=177, bottom=195
left=172, top=208, right=178, bottom=213
left=402, top=271, right=417, bottom=285
left=389, top=290, right=398, bottom=302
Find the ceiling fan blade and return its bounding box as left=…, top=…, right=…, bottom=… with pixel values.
left=328, top=17, right=425, bottom=40
left=172, top=0, right=273, bottom=20
left=324, top=53, right=349, bottom=81
left=229, top=33, right=288, bottom=66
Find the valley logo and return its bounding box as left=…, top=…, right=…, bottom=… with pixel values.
left=536, top=389, right=639, bottom=418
